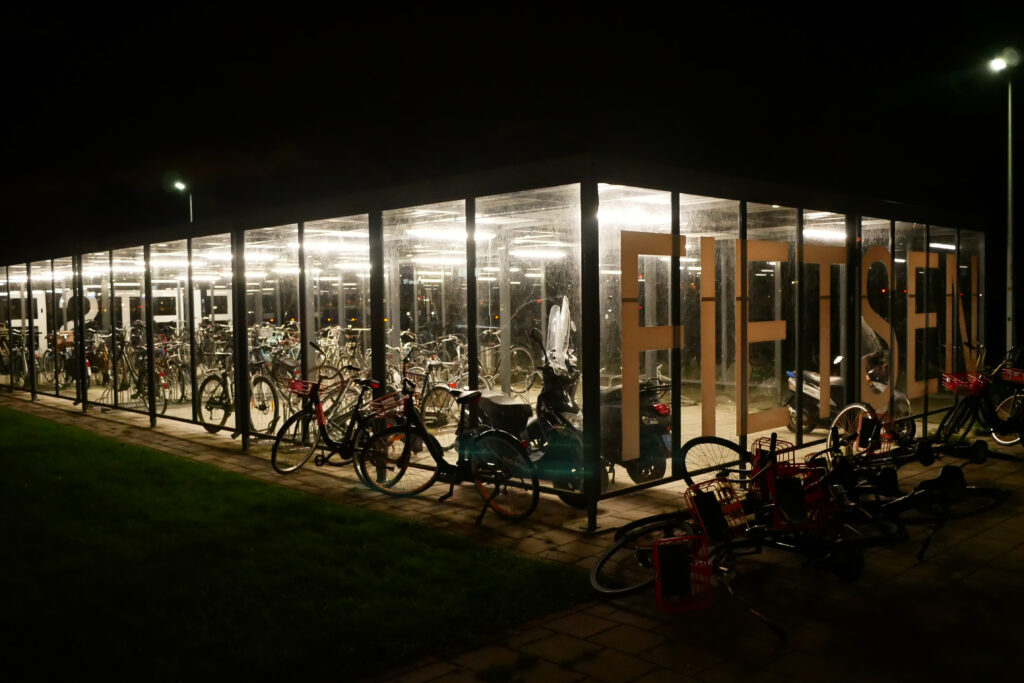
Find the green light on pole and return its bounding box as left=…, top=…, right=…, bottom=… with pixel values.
left=173, top=181, right=194, bottom=224
left=991, top=48, right=1017, bottom=350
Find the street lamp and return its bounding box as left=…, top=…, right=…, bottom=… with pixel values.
left=173, top=180, right=194, bottom=224
left=990, top=48, right=1018, bottom=349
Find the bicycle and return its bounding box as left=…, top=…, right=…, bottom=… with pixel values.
left=195, top=351, right=280, bottom=436
left=933, top=343, right=1024, bottom=446
left=270, top=359, right=399, bottom=476
left=355, top=377, right=540, bottom=523
left=479, top=329, right=535, bottom=395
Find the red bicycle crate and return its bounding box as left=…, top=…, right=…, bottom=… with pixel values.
left=1001, top=367, right=1024, bottom=385
left=288, top=379, right=318, bottom=396
left=653, top=536, right=713, bottom=612
left=941, top=372, right=987, bottom=395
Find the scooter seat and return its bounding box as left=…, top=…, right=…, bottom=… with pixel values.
left=802, top=371, right=843, bottom=387
left=447, top=388, right=482, bottom=405
left=600, top=385, right=622, bottom=401
left=478, top=389, right=533, bottom=435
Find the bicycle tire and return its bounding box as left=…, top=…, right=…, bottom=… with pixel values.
left=828, top=403, right=880, bottom=457
left=469, top=431, right=539, bottom=522
left=356, top=425, right=439, bottom=496
left=197, top=374, right=230, bottom=433
left=679, top=436, right=750, bottom=486
left=271, top=410, right=323, bottom=474
left=590, top=518, right=694, bottom=597
left=249, top=375, right=280, bottom=434
left=992, top=395, right=1024, bottom=445
left=935, top=398, right=975, bottom=443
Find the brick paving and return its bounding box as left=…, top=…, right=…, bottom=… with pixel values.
left=4, top=390, right=1024, bottom=681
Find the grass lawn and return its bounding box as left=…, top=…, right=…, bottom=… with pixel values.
left=0, top=406, right=590, bottom=680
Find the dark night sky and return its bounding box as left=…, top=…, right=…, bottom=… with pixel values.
left=1, top=9, right=1020, bottom=261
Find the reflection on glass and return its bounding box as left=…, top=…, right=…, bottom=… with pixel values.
left=245, top=224, right=299, bottom=432
left=895, top=221, right=926, bottom=427
left=192, top=234, right=236, bottom=431
left=8, top=265, right=30, bottom=389
left=304, top=215, right=371, bottom=374
left=82, top=252, right=114, bottom=406
left=679, top=194, right=740, bottom=442
left=744, top=204, right=797, bottom=442
left=110, top=247, right=149, bottom=411
left=958, top=230, right=985, bottom=373
left=31, top=259, right=57, bottom=395
left=475, top=185, right=584, bottom=500
left=51, top=256, right=80, bottom=398
left=596, top=184, right=672, bottom=487
left=799, top=211, right=851, bottom=437
left=150, top=241, right=191, bottom=419
left=929, top=226, right=957, bottom=411
left=0, top=267, right=9, bottom=386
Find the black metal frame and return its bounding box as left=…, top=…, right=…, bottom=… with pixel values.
left=231, top=229, right=250, bottom=450
left=369, top=210, right=386, bottom=399
left=466, top=197, right=479, bottom=391
left=144, top=245, right=157, bottom=427
left=187, top=238, right=199, bottom=422
left=580, top=176, right=601, bottom=530
left=670, top=192, right=682, bottom=479
left=27, top=261, right=36, bottom=400
left=795, top=209, right=804, bottom=446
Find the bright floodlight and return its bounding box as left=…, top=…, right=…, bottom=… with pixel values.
left=990, top=57, right=1008, bottom=72
left=174, top=181, right=187, bottom=191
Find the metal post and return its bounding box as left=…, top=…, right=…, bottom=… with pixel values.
left=795, top=210, right=804, bottom=446
left=670, top=192, right=682, bottom=476
left=298, top=222, right=313, bottom=381
left=844, top=215, right=860, bottom=406
left=144, top=245, right=157, bottom=427
left=187, top=239, right=199, bottom=422
left=737, top=202, right=747, bottom=452
left=580, top=177, right=601, bottom=531
left=1007, top=80, right=1015, bottom=351
left=889, top=220, right=897, bottom=419
left=109, top=252, right=118, bottom=407
left=75, top=255, right=88, bottom=411
left=369, top=210, right=386, bottom=397
left=499, top=240, right=511, bottom=393
left=27, top=262, right=36, bottom=400
left=466, top=198, right=479, bottom=391
left=230, top=229, right=250, bottom=450
left=923, top=225, right=930, bottom=433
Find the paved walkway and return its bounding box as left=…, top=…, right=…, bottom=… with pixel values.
left=4, top=391, right=1024, bottom=682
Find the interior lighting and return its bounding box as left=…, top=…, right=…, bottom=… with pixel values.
left=929, top=242, right=956, bottom=251
left=245, top=252, right=277, bottom=263
left=525, top=272, right=543, bottom=278
left=478, top=276, right=497, bottom=281
left=407, top=227, right=493, bottom=241
left=600, top=270, right=622, bottom=275
left=412, top=256, right=465, bottom=266
left=480, top=267, right=500, bottom=272
left=894, top=258, right=907, bottom=263
left=803, top=228, right=847, bottom=242
left=203, top=251, right=233, bottom=262
left=245, top=271, right=268, bottom=279
left=419, top=278, right=443, bottom=283
left=510, top=249, right=565, bottom=260
left=333, top=262, right=371, bottom=272
left=688, top=266, right=702, bottom=271
left=271, top=267, right=301, bottom=275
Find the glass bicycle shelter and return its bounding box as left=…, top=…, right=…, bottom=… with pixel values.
left=0, top=155, right=988, bottom=528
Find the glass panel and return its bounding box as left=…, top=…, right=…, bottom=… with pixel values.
left=8, top=264, right=30, bottom=389
left=800, top=211, right=851, bottom=438
left=150, top=241, right=191, bottom=420
left=246, top=224, right=300, bottom=432
left=51, top=257, right=79, bottom=397
left=0, top=267, right=9, bottom=386
left=384, top=200, right=468, bottom=449
left=859, top=218, right=902, bottom=426
left=82, top=252, right=114, bottom=406
left=304, top=215, right=371, bottom=373
left=929, top=227, right=958, bottom=413
left=31, top=259, right=57, bottom=395
left=680, top=195, right=740, bottom=443
left=111, top=247, right=147, bottom=411
left=192, top=234, right=236, bottom=431
left=474, top=186, right=584, bottom=499
left=745, top=204, right=797, bottom=442
left=957, top=230, right=985, bottom=372
left=895, top=221, right=926, bottom=433
left=596, top=184, right=672, bottom=489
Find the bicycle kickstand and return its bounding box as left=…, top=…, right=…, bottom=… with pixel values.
left=475, top=486, right=501, bottom=525
left=438, top=481, right=456, bottom=503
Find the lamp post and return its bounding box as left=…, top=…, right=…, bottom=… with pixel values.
left=991, top=49, right=1018, bottom=350
left=173, top=180, right=194, bottom=224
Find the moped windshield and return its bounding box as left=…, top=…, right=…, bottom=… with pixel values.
left=547, top=296, right=571, bottom=374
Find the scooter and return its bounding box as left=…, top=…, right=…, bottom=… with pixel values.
left=599, top=377, right=673, bottom=484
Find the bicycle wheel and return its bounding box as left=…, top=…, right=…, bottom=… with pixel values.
left=249, top=375, right=280, bottom=434
left=356, top=425, right=439, bottom=496
left=197, top=375, right=230, bottom=433
left=590, top=518, right=693, bottom=597
left=935, top=398, right=975, bottom=443
left=469, top=431, right=539, bottom=522
left=509, top=346, right=535, bottom=395
left=679, top=436, right=750, bottom=486
left=828, top=403, right=879, bottom=457
left=992, top=395, right=1024, bottom=445
left=271, top=410, right=323, bottom=474
left=421, top=385, right=458, bottom=450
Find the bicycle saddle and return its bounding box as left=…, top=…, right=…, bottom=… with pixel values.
left=448, top=388, right=481, bottom=404
left=357, top=378, right=381, bottom=389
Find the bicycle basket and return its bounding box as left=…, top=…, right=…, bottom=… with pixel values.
left=288, top=379, right=318, bottom=397
left=751, top=435, right=797, bottom=472
left=653, top=536, right=712, bottom=612
left=684, top=480, right=746, bottom=544
left=769, top=461, right=830, bottom=530
left=1001, top=367, right=1024, bottom=385
left=941, top=372, right=987, bottom=395
left=365, top=390, right=407, bottom=418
